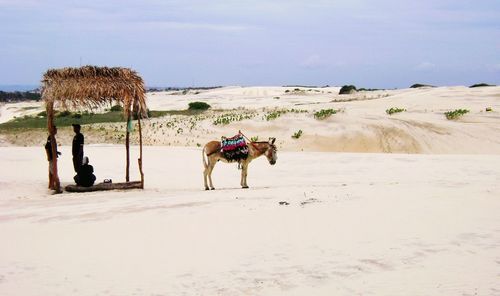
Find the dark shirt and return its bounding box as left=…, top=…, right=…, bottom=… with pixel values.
left=72, top=133, right=84, bottom=156
left=75, top=164, right=96, bottom=187
left=45, top=136, right=58, bottom=161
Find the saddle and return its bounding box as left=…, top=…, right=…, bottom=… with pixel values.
left=221, top=134, right=249, bottom=161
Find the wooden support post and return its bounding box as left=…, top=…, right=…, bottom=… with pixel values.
left=138, top=115, right=144, bottom=188
left=47, top=103, right=61, bottom=193
left=125, top=113, right=131, bottom=182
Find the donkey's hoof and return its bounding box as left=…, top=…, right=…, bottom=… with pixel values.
left=205, top=187, right=210, bottom=191
left=242, top=186, right=249, bottom=189
left=210, top=187, right=215, bottom=190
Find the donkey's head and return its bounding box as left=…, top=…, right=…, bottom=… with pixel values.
left=265, top=137, right=278, bottom=165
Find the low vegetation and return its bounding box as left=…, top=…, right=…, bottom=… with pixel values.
left=358, top=88, right=382, bottom=91
left=386, top=107, right=406, bottom=115
left=291, top=130, right=303, bottom=139
left=0, top=109, right=170, bottom=130
left=444, top=109, right=469, bottom=120
left=284, top=88, right=306, bottom=94
left=188, top=101, right=211, bottom=110
left=339, top=85, right=357, bottom=95
left=109, top=105, right=123, bottom=112
left=0, top=90, right=41, bottom=102
left=265, top=110, right=287, bottom=121
left=469, top=83, right=495, bottom=88
left=146, top=86, right=222, bottom=93
left=410, top=83, right=435, bottom=88
left=213, top=112, right=255, bottom=125
left=264, top=109, right=308, bottom=121
left=314, top=109, right=337, bottom=120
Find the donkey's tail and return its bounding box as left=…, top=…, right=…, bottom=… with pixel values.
left=202, top=146, right=208, bottom=169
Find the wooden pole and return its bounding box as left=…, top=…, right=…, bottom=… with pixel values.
left=47, top=102, right=61, bottom=193
left=125, top=113, right=130, bottom=182
left=138, top=115, right=144, bottom=188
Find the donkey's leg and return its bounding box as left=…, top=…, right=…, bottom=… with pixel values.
left=203, top=165, right=209, bottom=190
left=207, top=158, right=216, bottom=190
left=241, top=162, right=249, bottom=188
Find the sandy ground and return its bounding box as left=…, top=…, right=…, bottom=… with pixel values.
left=1, top=86, right=500, bottom=295
left=0, top=145, right=499, bottom=295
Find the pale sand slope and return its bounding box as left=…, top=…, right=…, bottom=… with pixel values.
left=1, top=146, right=499, bottom=295
left=2, top=86, right=500, bottom=153
left=0, top=101, right=44, bottom=124
left=146, top=85, right=500, bottom=153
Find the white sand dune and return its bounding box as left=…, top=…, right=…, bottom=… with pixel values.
left=2, top=85, right=499, bottom=154
left=0, top=146, right=499, bottom=295
left=0, top=101, right=43, bottom=124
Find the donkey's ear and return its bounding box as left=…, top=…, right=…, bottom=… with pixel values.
left=269, top=137, right=276, bottom=145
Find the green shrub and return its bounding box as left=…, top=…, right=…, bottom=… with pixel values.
left=386, top=107, right=406, bottom=115
left=314, top=109, right=337, bottom=119
left=56, top=110, right=72, bottom=117
left=250, top=136, right=259, bottom=142
left=339, top=85, right=356, bottom=95
left=445, top=109, right=469, bottom=120
left=188, top=101, right=211, bottom=110
left=291, top=130, right=303, bottom=139
left=110, top=105, right=123, bottom=112
left=37, top=111, right=47, bottom=117
left=470, top=83, right=495, bottom=88
left=410, top=83, right=434, bottom=88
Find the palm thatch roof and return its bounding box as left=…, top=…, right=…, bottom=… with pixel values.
left=41, top=66, right=147, bottom=118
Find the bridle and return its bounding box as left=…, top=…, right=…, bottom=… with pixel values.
left=239, top=131, right=275, bottom=154
left=239, top=130, right=261, bottom=151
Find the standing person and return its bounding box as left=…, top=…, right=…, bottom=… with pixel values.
left=72, top=123, right=84, bottom=173
left=44, top=126, right=61, bottom=190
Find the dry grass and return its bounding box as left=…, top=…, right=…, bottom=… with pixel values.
left=42, top=66, right=147, bottom=118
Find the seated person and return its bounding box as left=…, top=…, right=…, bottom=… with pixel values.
left=74, top=156, right=96, bottom=187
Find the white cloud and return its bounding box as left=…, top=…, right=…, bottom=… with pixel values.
left=415, top=62, right=436, bottom=71
left=300, top=54, right=324, bottom=68
left=138, top=21, right=255, bottom=32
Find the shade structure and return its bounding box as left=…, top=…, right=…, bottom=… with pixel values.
left=41, top=66, right=147, bottom=193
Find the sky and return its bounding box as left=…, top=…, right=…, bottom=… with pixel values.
left=0, top=0, right=499, bottom=88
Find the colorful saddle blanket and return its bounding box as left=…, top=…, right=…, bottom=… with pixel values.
left=221, top=134, right=249, bottom=161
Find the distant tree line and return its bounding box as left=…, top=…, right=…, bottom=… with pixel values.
left=146, top=86, right=223, bottom=92
left=0, top=91, right=41, bottom=102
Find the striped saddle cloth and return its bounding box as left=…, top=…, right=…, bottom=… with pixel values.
left=221, top=134, right=249, bottom=161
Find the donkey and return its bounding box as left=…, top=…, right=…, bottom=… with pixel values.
left=202, top=137, right=277, bottom=190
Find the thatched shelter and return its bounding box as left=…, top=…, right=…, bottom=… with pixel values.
left=42, top=66, right=147, bottom=193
